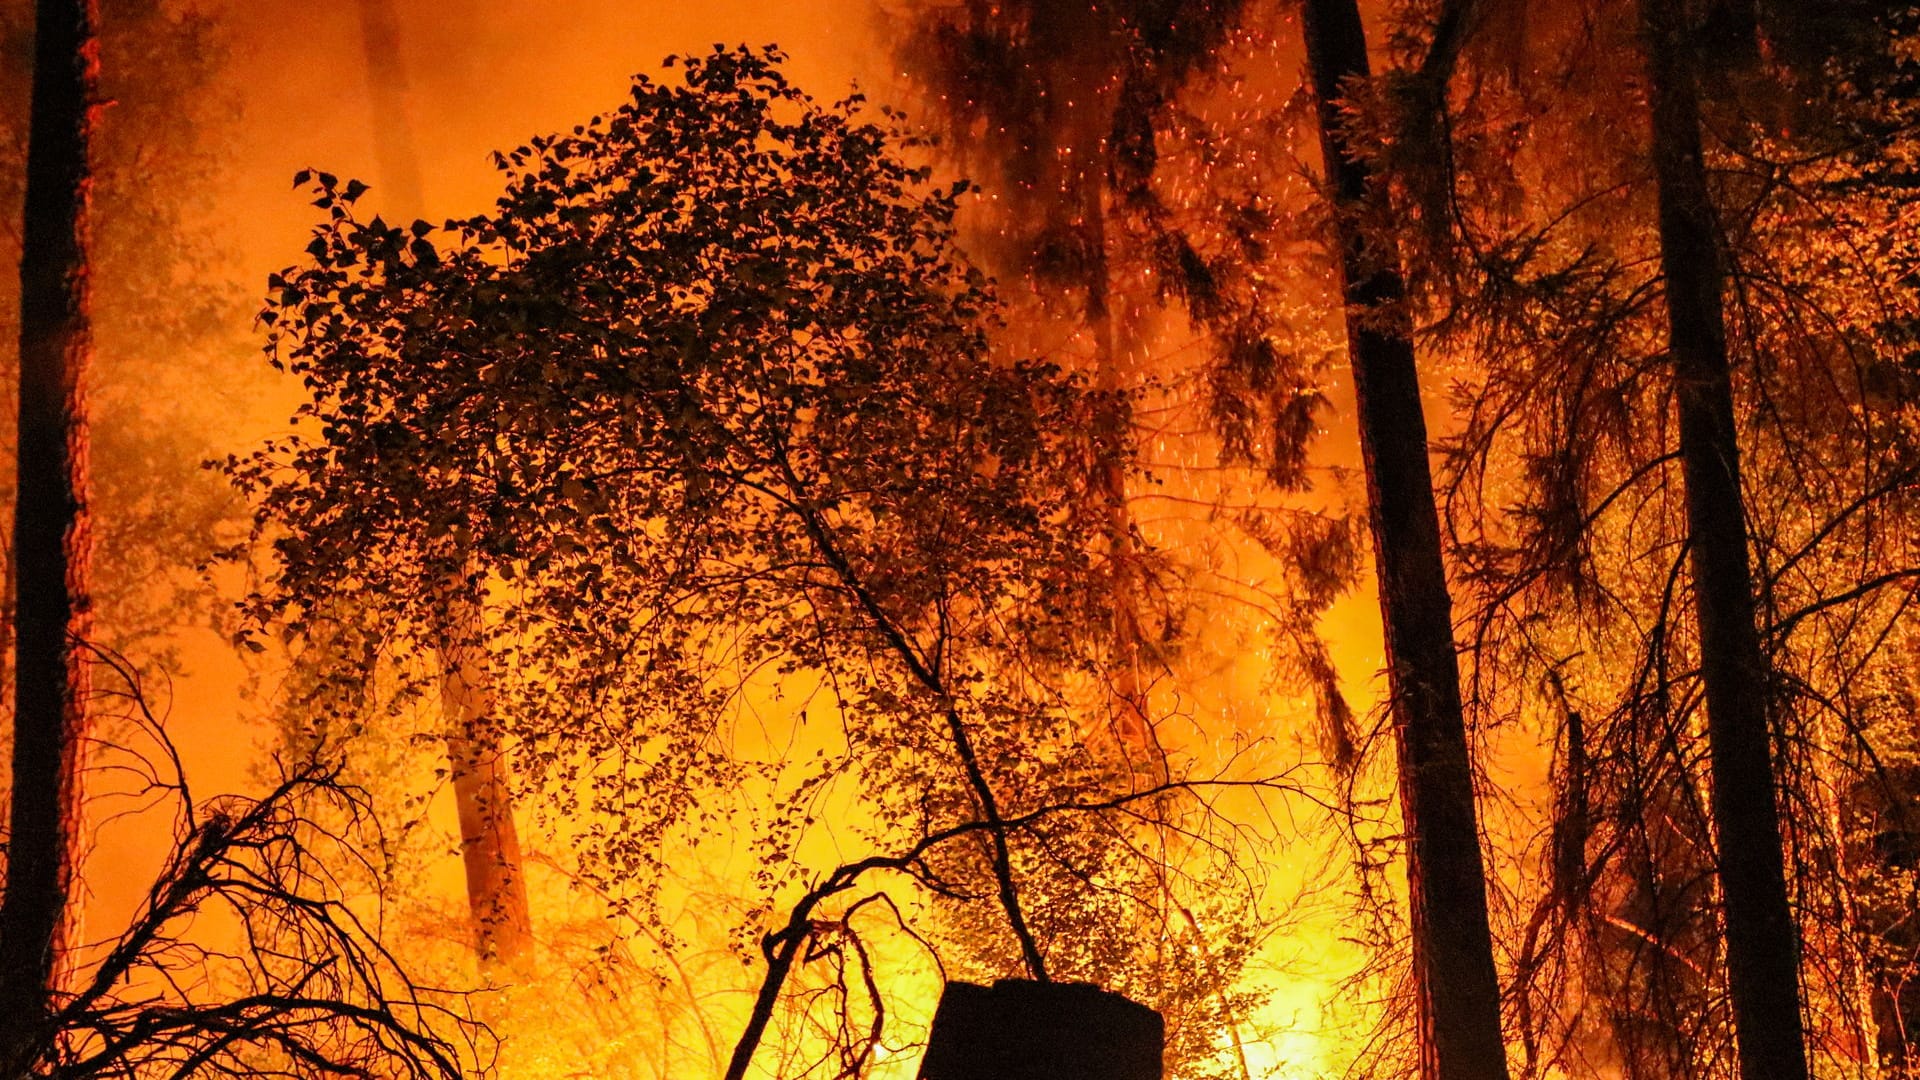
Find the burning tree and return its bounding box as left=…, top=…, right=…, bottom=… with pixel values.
left=895, top=0, right=1362, bottom=776
left=1293, top=3, right=1513, bottom=1080
left=1635, top=1, right=1808, bottom=1073
left=233, top=44, right=1300, bottom=1078
left=892, top=9, right=1365, bottom=1065
left=1386, top=1, right=1920, bottom=1078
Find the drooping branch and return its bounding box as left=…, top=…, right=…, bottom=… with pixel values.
left=20, top=649, right=486, bottom=1080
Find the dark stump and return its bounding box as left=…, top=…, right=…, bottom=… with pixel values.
left=917, top=979, right=1164, bottom=1080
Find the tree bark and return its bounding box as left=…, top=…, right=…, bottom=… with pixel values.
left=1636, top=2, right=1810, bottom=1078
left=437, top=580, right=533, bottom=968
left=1298, top=3, right=1510, bottom=1079
left=0, top=0, right=99, bottom=1072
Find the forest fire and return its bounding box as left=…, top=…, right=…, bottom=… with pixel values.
left=2, top=0, right=1917, bottom=1078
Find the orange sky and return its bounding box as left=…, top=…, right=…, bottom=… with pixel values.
left=216, top=1, right=891, bottom=260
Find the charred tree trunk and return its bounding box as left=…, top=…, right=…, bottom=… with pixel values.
left=0, top=0, right=99, bottom=1071
left=437, top=580, right=533, bottom=968
left=1299, top=3, right=1510, bottom=1079
left=1637, top=2, right=1810, bottom=1079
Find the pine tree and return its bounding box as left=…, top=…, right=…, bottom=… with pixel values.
left=1298, top=1, right=1511, bottom=1077
left=0, top=0, right=97, bottom=1071
left=898, top=0, right=1356, bottom=768
left=1638, top=0, right=1809, bottom=1075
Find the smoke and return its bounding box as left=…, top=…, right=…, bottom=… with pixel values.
left=210, top=0, right=887, bottom=264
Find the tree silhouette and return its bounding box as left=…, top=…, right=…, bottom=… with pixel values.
left=1295, top=3, right=1512, bottom=1079
left=13, top=661, right=482, bottom=1079
left=1396, top=1, right=1920, bottom=1077
left=0, top=1, right=101, bottom=1070
left=233, top=35, right=1176, bottom=1034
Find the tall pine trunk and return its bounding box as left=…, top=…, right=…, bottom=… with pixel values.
left=1636, top=1, right=1809, bottom=1077
left=357, top=1, right=533, bottom=968
left=437, top=579, right=533, bottom=966
left=1299, top=2, right=1510, bottom=1078
left=0, top=0, right=98, bottom=1071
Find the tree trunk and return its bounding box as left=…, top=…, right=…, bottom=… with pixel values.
left=1298, top=3, right=1510, bottom=1079
left=356, top=5, right=533, bottom=970
left=355, top=0, right=426, bottom=208
left=1636, top=2, right=1810, bottom=1079
left=0, top=0, right=99, bottom=1071
left=437, top=579, right=533, bottom=968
